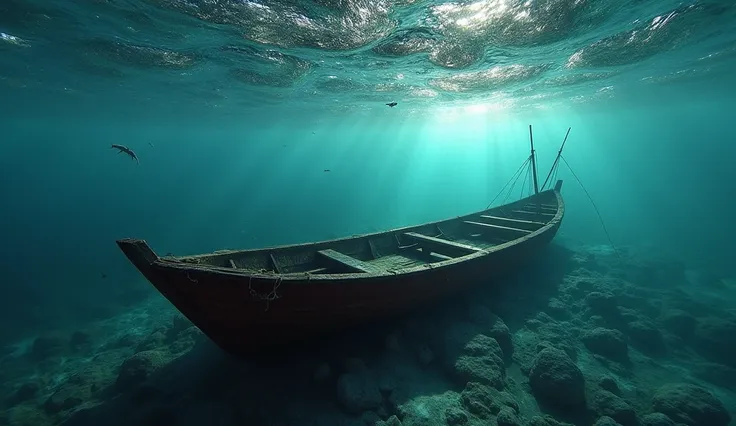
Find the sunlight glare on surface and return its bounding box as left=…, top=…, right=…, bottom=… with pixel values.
left=433, top=99, right=512, bottom=123
left=426, top=99, right=521, bottom=146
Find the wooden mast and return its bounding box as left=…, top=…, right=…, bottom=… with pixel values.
left=528, top=125, right=539, bottom=195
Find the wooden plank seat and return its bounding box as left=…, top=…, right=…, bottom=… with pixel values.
left=479, top=215, right=546, bottom=231
left=403, top=232, right=483, bottom=257
left=512, top=210, right=556, bottom=217
left=522, top=204, right=557, bottom=212
left=317, top=249, right=376, bottom=273
left=463, top=221, right=532, bottom=238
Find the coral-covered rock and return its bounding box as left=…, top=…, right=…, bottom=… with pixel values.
left=597, top=376, right=621, bottom=396
left=169, top=314, right=194, bottom=337
left=460, top=382, right=496, bottom=419
left=440, top=323, right=506, bottom=389
left=459, top=382, right=518, bottom=420
left=453, top=334, right=506, bottom=389
left=135, top=330, right=168, bottom=353
left=398, top=391, right=463, bottom=426
left=104, top=332, right=144, bottom=351
left=591, top=390, right=637, bottom=426
left=169, top=326, right=202, bottom=354
left=593, top=416, right=623, bottom=426
left=376, top=415, right=402, bottom=426
left=44, top=362, right=112, bottom=415
left=546, top=298, right=572, bottom=320
left=651, top=383, right=730, bottom=426
left=466, top=306, right=513, bottom=359
left=117, top=350, right=168, bottom=390
left=497, top=406, right=521, bottom=426
left=377, top=415, right=402, bottom=426
left=528, top=415, right=576, bottom=426
left=528, top=347, right=585, bottom=407
left=640, top=412, right=676, bottom=426
left=444, top=406, right=468, bottom=425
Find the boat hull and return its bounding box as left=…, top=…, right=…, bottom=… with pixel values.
left=118, top=189, right=563, bottom=356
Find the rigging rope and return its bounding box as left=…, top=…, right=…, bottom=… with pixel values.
left=543, top=161, right=560, bottom=191
left=559, top=156, right=622, bottom=262
left=504, top=159, right=530, bottom=204
left=486, top=157, right=531, bottom=209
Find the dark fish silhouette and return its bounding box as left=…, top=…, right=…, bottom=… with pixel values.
left=101, top=273, right=107, bottom=279
left=386, top=102, right=397, bottom=107
left=111, top=144, right=139, bottom=164
left=148, top=142, right=155, bottom=148
left=324, top=169, right=331, bottom=172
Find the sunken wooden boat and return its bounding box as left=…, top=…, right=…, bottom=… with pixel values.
left=117, top=126, right=570, bottom=356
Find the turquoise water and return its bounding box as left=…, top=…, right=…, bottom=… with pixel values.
left=2, top=0, right=734, bottom=335
left=1, top=1, right=736, bottom=425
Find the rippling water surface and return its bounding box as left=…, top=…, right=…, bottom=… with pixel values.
left=2, top=0, right=735, bottom=116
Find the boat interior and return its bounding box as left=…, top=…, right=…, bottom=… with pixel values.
left=172, top=193, right=561, bottom=276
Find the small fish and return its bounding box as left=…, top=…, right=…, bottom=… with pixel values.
left=111, top=144, right=139, bottom=164
left=148, top=142, right=155, bottom=148
left=324, top=169, right=331, bottom=172
left=101, top=273, right=107, bottom=279
left=386, top=102, right=397, bottom=107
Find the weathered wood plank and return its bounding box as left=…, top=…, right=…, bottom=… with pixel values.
left=512, top=210, right=556, bottom=217
left=463, top=221, right=532, bottom=236
left=318, top=249, right=376, bottom=273
left=403, top=232, right=482, bottom=257
left=480, top=215, right=546, bottom=226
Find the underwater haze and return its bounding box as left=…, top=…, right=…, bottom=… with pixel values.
left=2, top=0, right=736, bottom=425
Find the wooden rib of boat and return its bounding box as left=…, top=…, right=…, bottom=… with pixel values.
left=117, top=126, right=569, bottom=356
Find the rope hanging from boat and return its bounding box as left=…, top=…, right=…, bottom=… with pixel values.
left=542, top=159, right=561, bottom=192
left=503, top=159, right=532, bottom=203
left=485, top=157, right=532, bottom=209
left=248, top=276, right=283, bottom=311
left=558, top=155, right=622, bottom=262
left=521, top=157, right=537, bottom=199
